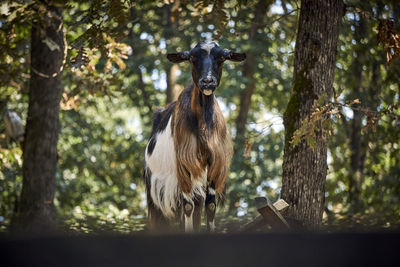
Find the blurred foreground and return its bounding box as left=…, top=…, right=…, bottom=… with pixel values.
left=1, top=231, right=399, bottom=266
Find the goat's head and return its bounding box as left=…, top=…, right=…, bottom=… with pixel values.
left=167, top=42, right=246, bottom=96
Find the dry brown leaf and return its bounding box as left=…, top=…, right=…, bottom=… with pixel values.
left=243, top=137, right=252, bottom=158
left=377, top=19, right=400, bottom=65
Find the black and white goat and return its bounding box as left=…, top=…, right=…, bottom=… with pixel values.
left=144, top=41, right=246, bottom=232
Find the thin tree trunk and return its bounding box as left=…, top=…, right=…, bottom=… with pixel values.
left=126, top=6, right=153, bottom=115
left=12, top=4, right=64, bottom=232
left=346, top=16, right=374, bottom=213
left=348, top=40, right=365, bottom=212
left=281, top=0, right=344, bottom=228
left=166, top=64, right=181, bottom=103
left=164, top=2, right=181, bottom=104
left=349, top=108, right=364, bottom=210
left=137, top=66, right=153, bottom=114
left=234, top=0, right=269, bottom=145
left=227, top=0, right=269, bottom=214
left=348, top=33, right=366, bottom=212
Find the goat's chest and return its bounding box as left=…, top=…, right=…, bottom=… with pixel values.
left=197, top=129, right=213, bottom=164
left=146, top=117, right=222, bottom=176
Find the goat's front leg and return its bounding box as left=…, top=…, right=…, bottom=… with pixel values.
left=205, top=186, right=216, bottom=232
left=181, top=197, right=203, bottom=232
left=193, top=197, right=204, bottom=232
left=183, top=198, right=194, bottom=232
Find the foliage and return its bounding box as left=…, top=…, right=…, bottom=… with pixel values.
left=377, top=19, right=400, bottom=65
left=0, top=0, right=399, bottom=232
left=325, top=0, right=400, bottom=227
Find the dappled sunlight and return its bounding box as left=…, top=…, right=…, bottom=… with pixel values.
left=0, top=0, right=399, bottom=235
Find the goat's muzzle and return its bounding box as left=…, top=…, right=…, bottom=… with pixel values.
left=198, top=76, right=217, bottom=96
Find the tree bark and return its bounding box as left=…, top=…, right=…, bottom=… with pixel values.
left=281, top=0, right=344, bottom=228
left=12, top=4, right=64, bottom=232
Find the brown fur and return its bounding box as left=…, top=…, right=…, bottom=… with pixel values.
left=172, top=84, right=233, bottom=197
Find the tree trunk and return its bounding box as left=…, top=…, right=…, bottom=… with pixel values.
left=281, top=0, right=344, bottom=228
left=166, top=64, right=181, bottom=103
left=347, top=17, right=381, bottom=213
left=164, top=2, right=181, bottom=104
left=227, top=0, right=269, bottom=214
left=234, top=0, right=269, bottom=145
left=12, top=4, right=64, bottom=232
left=348, top=33, right=367, bottom=212
left=349, top=108, right=365, bottom=211
left=348, top=18, right=367, bottom=212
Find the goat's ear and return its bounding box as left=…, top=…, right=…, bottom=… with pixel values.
left=167, top=51, right=190, bottom=63
left=223, top=50, right=246, bottom=62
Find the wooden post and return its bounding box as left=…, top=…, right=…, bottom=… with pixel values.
left=255, top=197, right=290, bottom=229
left=240, top=197, right=290, bottom=232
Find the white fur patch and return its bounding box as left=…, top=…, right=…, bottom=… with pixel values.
left=184, top=207, right=194, bottom=232
left=200, top=42, right=216, bottom=55
left=208, top=187, right=216, bottom=195
left=145, top=118, right=178, bottom=218
left=145, top=118, right=207, bottom=218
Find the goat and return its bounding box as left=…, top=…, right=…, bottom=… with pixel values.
left=143, top=41, right=246, bottom=232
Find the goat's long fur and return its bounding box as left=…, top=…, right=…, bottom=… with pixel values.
left=144, top=83, right=233, bottom=220
left=173, top=83, right=232, bottom=196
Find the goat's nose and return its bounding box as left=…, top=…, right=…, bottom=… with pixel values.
left=200, top=77, right=216, bottom=88
left=203, top=77, right=212, bottom=83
